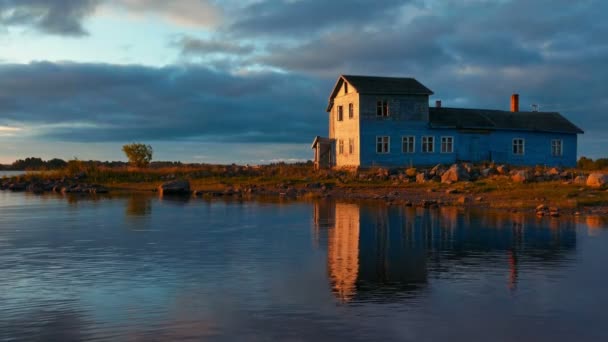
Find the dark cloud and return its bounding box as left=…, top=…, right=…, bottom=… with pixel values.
left=0, top=62, right=329, bottom=144
left=228, top=0, right=411, bottom=37
left=0, top=0, right=99, bottom=36
left=172, top=35, right=255, bottom=57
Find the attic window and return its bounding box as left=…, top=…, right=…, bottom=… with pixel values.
left=337, top=105, right=344, bottom=121
left=344, top=82, right=349, bottom=94
left=376, top=100, right=389, bottom=117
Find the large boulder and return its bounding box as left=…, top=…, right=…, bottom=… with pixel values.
left=441, top=164, right=470, bottom=184
left=416, top=172, right=428, bottom=184
left=586, top=173, right=608, bottom=189
left=496, top=165, right=509, bottom=175
left=574, top=175, right=587, bottom=185
left=511, top=170, right=530, bottom=183
left=429, top=164, right=446, bottom=177
left=158, top=179, right=191, bottom=196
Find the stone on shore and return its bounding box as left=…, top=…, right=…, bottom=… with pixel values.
left=158, top=179, right=191, bottom=196
left=441, top=164, right=470, bottom=184
left=586, top=173, right=608, bottom=189
left=511, top=170, right=530, bottom=183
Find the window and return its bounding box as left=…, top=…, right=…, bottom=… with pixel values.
left=551, top=139, right=563, bottom=156
left=348, top=138, right=354, bottom=154
left=441, top=136, right=454, bottom=153
left=344, top=82, right=349, bottom=94
left=402, top=136, right=415, bottom=153
left=337, top=106, right=344, bottom=121
left=422, top=136, right=434, bottom=153
left=376, top=136, right=390, bottom=154
left=338, top=139, right=344, bottom=155
left=376, top=100, right=389, bottom=117
left=348, top=103, right=354, bottom=119
left=513, top=138, right=525, bottom=155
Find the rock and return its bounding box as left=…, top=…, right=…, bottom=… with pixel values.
left=549, top=207, right=560, bottom=217
left=416, top=172, right=428, bottom=184
left=8, top=183, right=27, bottom=192
left=475, top=196, right=484, bottom=202
left=457, top=196, right=471, bottom=205
left=586, top=173, right=608, bottom=189
left=405, top=167, right=417, bottom=178
left=446, top=188, right=459, bottom=195
left=547, top=167, right=561, bottom=176
left=536, top=204, right=548, bottom=212
left=574, top=175, right=587, bottom=185
left=441, top=164, right=470, bottom=184
left=158, top=179, right=191, bottom=196
left=429, top=164, right=446, bottom=177
left=511, top=170, right=530, bottom=183
left=496, top=165, right=509, bottom=174
left=481, top=167, right=497, bottom=177
left=305, top=182, right=321, bottom=189
left=27, top=183, right=45, bottom=194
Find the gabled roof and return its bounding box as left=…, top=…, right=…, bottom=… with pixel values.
left=429, top=107, right=584, bottom=134
left=327, top=75, right=434, bottom=111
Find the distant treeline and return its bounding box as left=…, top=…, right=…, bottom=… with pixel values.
left=0, top=157, right=188, bottom=171
left=577, top=157, right=608, bottom=170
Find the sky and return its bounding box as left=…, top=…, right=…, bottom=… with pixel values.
left=0, top=0, right=606, bottom=164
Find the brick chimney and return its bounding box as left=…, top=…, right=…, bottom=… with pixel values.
left=511, top=94, right=519, bottom=112
left=435, top=100, right=442, bottom=108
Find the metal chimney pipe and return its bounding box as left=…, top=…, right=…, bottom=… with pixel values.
left=511, top=94, right=519, bottom=112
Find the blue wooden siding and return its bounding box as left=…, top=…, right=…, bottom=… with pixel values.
left=360, top=120, right=578, bottom=167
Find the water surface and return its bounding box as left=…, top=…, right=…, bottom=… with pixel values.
left=1, top=191, right=607, bottom=341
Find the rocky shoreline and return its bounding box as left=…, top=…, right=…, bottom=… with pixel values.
left=2, top=163, right=608, bottom=216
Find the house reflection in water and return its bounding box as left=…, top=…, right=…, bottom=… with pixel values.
left=313, top=200, right=577, bottom=303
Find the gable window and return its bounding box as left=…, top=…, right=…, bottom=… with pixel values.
left=338, top=139, right=344, bottom=155
left=376, top=100, right=389, bottom=117
left=344, top=82, right=349, bottom=94
left=422, top=136, right=434, bottom=153
left=513, top=138, right=525, bottom=155
left=551, top=139, right=563, bottom=156
left=348, top=103, right=354, bottom=119
left=337, top=105, right=344, bottom=121
left=348, top=138, right=354, bottom=154
left=376, top=136, right=390, bottom=154
left=441, top=136, right=454, bottom=153
left=402, top=136, right=415, bottom=153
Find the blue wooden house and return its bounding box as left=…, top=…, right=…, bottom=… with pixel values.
left=312, top=75, right=584, bottom=169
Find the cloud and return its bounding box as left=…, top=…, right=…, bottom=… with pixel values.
left=0, top=61, right=328, bottom=144
left=108, top=0, right=221, bottom=28
left=172, top=35, right=255, bottom=57
left=228, top=0, right=411, bottom=37
left=0, top=0, right=99, bottom=36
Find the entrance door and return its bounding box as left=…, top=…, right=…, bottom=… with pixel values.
left=469, top=136, right=481, bottom=162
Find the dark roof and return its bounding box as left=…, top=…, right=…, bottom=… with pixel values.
left=327, top=75, right=434, bottom=111
left=429, top=107, right=584, bottom=134
left=341, top=75, right=434, bottom=95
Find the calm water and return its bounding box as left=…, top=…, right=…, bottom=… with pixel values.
left=1, top=192, right=607, bottom=341
left=0, top=171, right=26, bottom=178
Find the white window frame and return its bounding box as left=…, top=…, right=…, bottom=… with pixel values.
left=422, top=136, right=435, bottom=153
left=402, top=136, right=415, bottom=154
left=348, top=138, right=354, bottom=154
left=376, top=136, right=390, bottom=154
left=512, top=138, right=525, bottom=155
left=348, top=103, right=354, bottom=119
left=337, top=105, right=344, bottom=121
left=338, top=139, right=344, bottom=155
left=441, top=136, right=454, bottom=154
left=376, top=100, right=389, bottom=117
left=551, top=139, right=563, bottom=157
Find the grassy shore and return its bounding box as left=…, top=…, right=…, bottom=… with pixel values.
left=5, top=163, right=607, bottom=213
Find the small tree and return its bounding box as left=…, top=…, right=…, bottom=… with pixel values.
left=122, top=143, right=153, bottom=168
